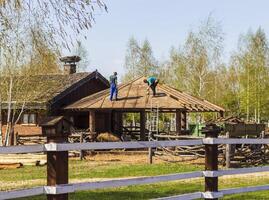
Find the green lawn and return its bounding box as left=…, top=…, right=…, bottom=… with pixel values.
left=1, top=158, right=269, bottom=199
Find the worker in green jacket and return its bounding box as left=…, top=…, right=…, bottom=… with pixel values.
left=144, top=76, right=159, bottom=96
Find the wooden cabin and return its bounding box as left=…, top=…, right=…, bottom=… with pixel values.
left=65, top=77, right=225, bottom=140
left=0, top=57, right=109, bottom=140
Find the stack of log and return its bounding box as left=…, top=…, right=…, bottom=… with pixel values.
left=222, top=143, right=269, bottom=167
left=16, top=134, right=46, bottom=145
left=153, top=132, right=269, bottom=167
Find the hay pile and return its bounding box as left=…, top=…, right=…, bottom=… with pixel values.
left=96, top=132, right=121, bottom=142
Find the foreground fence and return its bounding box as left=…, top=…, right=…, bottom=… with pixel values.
left=1, top=124, right=269, bottom=200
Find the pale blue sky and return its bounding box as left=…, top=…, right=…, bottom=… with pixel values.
left=78, top=0, right=269, bottom=79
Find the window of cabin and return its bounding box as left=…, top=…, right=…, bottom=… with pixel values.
left=22, top=114, right=29, bottom=124
left=22, top=113, right=37, bottom=124
left=29, top=114, right=36, bottom=124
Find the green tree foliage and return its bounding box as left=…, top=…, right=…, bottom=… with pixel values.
left=231, top=28, right=269, bottom=122
left=123, top=17, right=269, bottom=122
left=161, top=16, right=224, bottom=100
left=123, top=37, right=158, bottom=82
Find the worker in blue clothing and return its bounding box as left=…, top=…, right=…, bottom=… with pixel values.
left=109, top=72, right=118, bottom=101
left=144, top=76, right=159, bottom=96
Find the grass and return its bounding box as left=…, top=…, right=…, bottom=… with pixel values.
left=1, top=157, right=269, bottom=199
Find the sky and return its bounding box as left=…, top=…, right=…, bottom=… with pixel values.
left=78, top=0, right=269, bottom=79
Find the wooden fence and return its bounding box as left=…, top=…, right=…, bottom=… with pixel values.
left=1, top=125, right=269, bottom=200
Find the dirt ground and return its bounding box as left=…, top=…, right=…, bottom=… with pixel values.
left=82, top=151, right=206, bottom=166
left=0, top=151, right=205, bottom=165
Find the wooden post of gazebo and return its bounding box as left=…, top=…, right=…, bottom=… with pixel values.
left=116, top=111, right=123, bottom=136
left=176, top=109, right=182, bottom=135
left=89, top=110, right=96, bottom=134
left=108, top=110, right=112, bottom=132
left=181, top=111, right=187, bottom=130
left=112, top=111, right=123, bottom=136
left=140, top=110, right=146, bottom=141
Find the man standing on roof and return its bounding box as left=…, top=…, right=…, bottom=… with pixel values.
left=144, top=76, right=159, bottom=96
left=109, top=72, right=118, bottom=101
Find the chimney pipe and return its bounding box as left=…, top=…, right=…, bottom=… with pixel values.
left=60, top=56, right=81, bottom=74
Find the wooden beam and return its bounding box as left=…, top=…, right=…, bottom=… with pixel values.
left=181, top=111, right=187, bottom=130
left=108, top=110, right=112, bottom=132
left=117, top=112, right=123, bottom=136
left=140, top=111, right=146, bottom=141
left=89, top=111, right=96, bottom=133
left=112, top=111, right=123, bottom=136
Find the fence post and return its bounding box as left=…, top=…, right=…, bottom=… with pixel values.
left=80, top=132, right=84, bottom=160
left=41, top=117, right=72, bottom=200
left=203, top=124, right=221, bottom=200
left=225, top=132, right=231, bottom=168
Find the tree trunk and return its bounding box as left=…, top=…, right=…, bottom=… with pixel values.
left=4, top=77, right=13, bottom=146
left=0, top=94, right=2, bottom=146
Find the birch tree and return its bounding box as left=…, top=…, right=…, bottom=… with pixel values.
left=232, top=28, right=269, bottom=121
left=123, top=37, right=158, bottom=82
left=0, top=0, right=107, bottom=146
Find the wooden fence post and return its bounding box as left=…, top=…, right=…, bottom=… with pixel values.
left=225, top=132, right=231, bottom=168
left=41, top=117, right=72, bottom=200
left=203, top=124, right=221, bottom=200
left=80, top=132, right=84, bottom=160
left=148, top=131, right=153, bottom=164
left=14, top=132, right=18, bottom=145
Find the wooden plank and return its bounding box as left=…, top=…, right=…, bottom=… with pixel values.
left=0, top=145, right=44, bottom=154
left=217, top=166, right=269, bottom=177
left=221, top=185, right=269, bottom=196
left=203, top=138, right=269, bottom=145
left=160, top=84, right=218, bottom=112
left=50, top=140, right=203, bottom=151
left=0, top=187, right=44, bottom=200
left=154, top=192, right=202, bottom=200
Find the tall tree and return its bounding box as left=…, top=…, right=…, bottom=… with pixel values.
left=161, top=46, right=187, bottom=89
left=162, top=16, right=224, bottom=101
left=184, top=16, right=224, bottom=98
left=123, top=37, right=158, bottom=82
left=0, top=0, right=107, bottom=146
left=232, top=28, right=269, bottom=121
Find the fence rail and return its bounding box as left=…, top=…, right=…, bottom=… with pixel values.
left=2, top=138, right=269, bottom=154
left=1, top=127, right=269, bottom=200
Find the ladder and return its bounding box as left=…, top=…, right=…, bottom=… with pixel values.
left=148, top=100, right=159, bottom=164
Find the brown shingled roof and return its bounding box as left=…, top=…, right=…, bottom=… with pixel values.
left=1, top=71, right=109, bottom=109
left=65, top=77, right=225, bottom=112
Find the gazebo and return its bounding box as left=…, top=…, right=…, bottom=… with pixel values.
left=65, top=77, right=225, bottom=140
